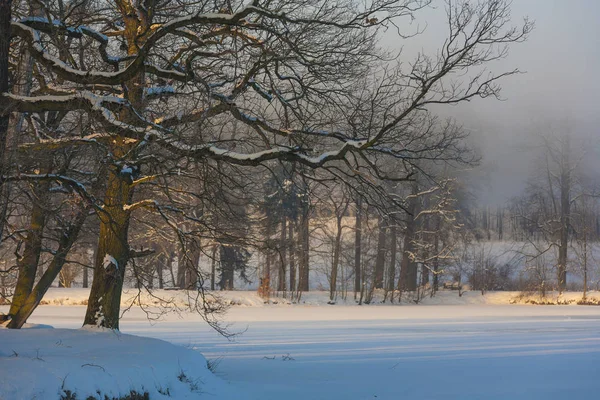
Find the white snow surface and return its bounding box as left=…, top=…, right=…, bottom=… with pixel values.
left=0, top=325, right=240, bottom=400
left=25, top=287, right=600, bottom=307
left=2, top=296, right=600, bottom=399
left=102, top=254, right=118, bottom=270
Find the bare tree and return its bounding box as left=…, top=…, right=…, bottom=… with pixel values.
left=1, top=0, right=531, bottom=330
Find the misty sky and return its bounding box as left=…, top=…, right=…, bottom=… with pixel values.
left=386, top=1, right=600, bottom=205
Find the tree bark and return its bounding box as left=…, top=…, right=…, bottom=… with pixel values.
left=8, top=204, right=88, bottom=328
left=156, top=252, right=164, bottom=289
left=400, top=182, right=419, bottom=292
left=83, top=163, right=133, bottom=329
left=432, top=215, right=441, bottom=293
left=0, top=0, right=11, bottom=171
left=373, top=215, right=386, bottom=289
left=354, top=197, right=362, bottom=295
left=83, top=6, right=147, bottom=329
left=83, top=250, right=91, bottom=288
left=330, top=210, right=345, bottom=301
left=289, top=222, right=296, bottom=292
left=185, top=238, right=201, bottom=289
left=387, top=223, right=397, bottom=294
left=278, top=217, right=287, bottom=291
left=557, top=137, right=570, bottom=293
left=9, top=171, right=51, bottom=317
left=210, top=245, right=216, bottom=290
left=177, top=246, right=186, bottom=288
left=219, top=245, right=235, bottom=290
left=297, top=204, right=310, bottom=292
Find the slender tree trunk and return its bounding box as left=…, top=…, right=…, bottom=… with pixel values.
left=219, top=245, right=235, bottom=290
left=400, top=182, right=419, bottom=292
left=432, top=216, right=440, bottom=293
left=168, top=251, right=177, bottom=287
left=497, top=206, right=503, bottom=241
left=262, top=218, right=272, bottom=293
left=354, top=197, right=362, bottom=296
left=83, top=249, right=92, bottom=289
left=278, top=217, right=287, bottom=292
left=1, top=4, right=37, bottom=243
left=387, top=223, right=397, bottom=296
left=421, top=206, right=430, bottom=288
left=0, top=0, right=11, bottom=174
left=8, top=205, right=89, bottom=328
left=177, top=246, right=186, bottom=288
left=557, top=137, right=570, bottom=293
left=298, top=205, right=310, bottom=292
left=157, top=253, right=164, bottom=289
left=374, top=215, right=386, bottom=289
left=10, top=205, right=46, bottom=311
left=289, top=222, right=296, bottom=292
left=9, top=172, right=51, bottom=317
left=185, top=238, right=201, bottom=289
left=582, top=228, right=588, bottom=300
left=210, top=245, right=217, bottom=290
left=330, top=213, right=344, bottom=302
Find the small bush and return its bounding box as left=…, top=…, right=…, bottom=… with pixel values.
left=576, top=297, right=600, bottom=305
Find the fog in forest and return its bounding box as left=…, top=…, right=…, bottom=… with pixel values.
left=385, top=0, right=600, bottom=205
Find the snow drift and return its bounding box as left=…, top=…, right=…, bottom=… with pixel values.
left=0, top=326, right=245, bottom=400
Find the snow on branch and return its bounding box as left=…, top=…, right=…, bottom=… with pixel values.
left=1, top=173, right=99, bottom=208
left=10, top=6, right=257, bottom=86
left=4, top=90, right=368, bottom=169
left=18, top=17, right=123, bottom=67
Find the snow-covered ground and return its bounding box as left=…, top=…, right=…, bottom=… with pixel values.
left=3, top=299, right=600, bottom=399
left=28, top=287, right=600, bottom=307
left=0, top=326, right=239, bottom=400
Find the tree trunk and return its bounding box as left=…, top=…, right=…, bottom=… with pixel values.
left=354, top=197, right=362, bottom=296
left=278, top=217, right=287, bottom=292
left=219, top=245, right=235, bottom=290
left=582, top=228, right=588, bottom=300
left=373, top=215, right=386, bottom=289
left=400, top=183, right=419, bottom=292
left=297, top=205, right=310, bottom=292
left=421, top=207, right=430, bottom=287
left=9, top=174, right=50, bottom=317
left=0, top=0, right=11, bottom=175
left=210, top=245, right=216, bottom=290
left=330, top=213, right=344, bottom=302
left=83, top=249, right=91, bottom=289
left=289, top=222, right=296, bottom=292
left=8, top=205, right=88, bottom=328
left=83, top=161, right=133, bottom=329
left=177, top=246, right=186, bottom=288
left=156, top=252, right=164, bottom=289
left=83, top=10, right=147, bottom=329
left=557, top=137, right=570, bottom=293
left=185, top=238, right=201, bottom=289
left=497, top=206, right=503, bottom=241
left=432, top=215, right=440, bottom=293
left=387, top=223, right=397, bottom=295
left=262, top=217, right=273, bottom=293
left=1, top=2, right=37, bottom=243
left=168, top=250, right=177, bottom=287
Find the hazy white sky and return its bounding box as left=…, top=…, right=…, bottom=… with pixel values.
left=386, top=1, right=600, bottom=204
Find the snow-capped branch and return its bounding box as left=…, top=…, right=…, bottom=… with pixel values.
left=10, top=5, right=257, bottom=86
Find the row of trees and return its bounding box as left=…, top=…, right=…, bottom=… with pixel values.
left=448, top=132, right=600, bottom=296
left=0, top=0, right=531, bottom=330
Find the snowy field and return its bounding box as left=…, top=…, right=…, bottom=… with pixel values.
left=22, top=287, right=600, bottom=307
left=3, top=301, right=600, bottom=399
